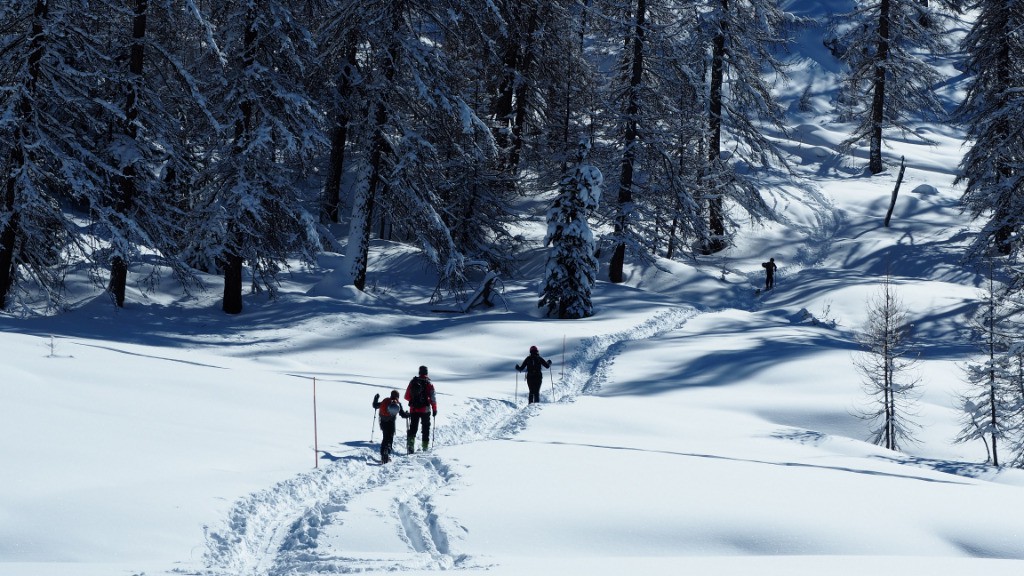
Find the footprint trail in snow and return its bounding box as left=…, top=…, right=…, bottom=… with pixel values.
left=200, top=307, right=697, bottom=575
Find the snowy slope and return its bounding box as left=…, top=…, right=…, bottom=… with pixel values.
left=5, top=4, right=1024, bottom=576
left=5, top=147, right=1024, bottom=575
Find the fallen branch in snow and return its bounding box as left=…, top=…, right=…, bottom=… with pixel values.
left=884, top=156, right=907, bottom=227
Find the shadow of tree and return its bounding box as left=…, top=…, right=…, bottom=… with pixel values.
left=508, top=438, right=971, bottom=485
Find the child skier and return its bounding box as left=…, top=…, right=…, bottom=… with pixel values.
left=372, top=390, right=408, bottom=463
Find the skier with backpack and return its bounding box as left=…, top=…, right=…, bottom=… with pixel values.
left=405, top=365, right=438, bottom=453
left=372, top=390, right=409, bottom=464
left=516, top=345, right=552, bottom=404
left=761, top=257, right=778, bottom=291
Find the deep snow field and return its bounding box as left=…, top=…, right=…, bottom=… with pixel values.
left=5, top=4, right=1024, bottom=576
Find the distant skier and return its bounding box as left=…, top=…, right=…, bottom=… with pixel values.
left=372, top=390, right=408, bottom=464
left=405, top=366, right=438, bottom=453
left=761, top=257, right=778, bottom=291
left=516, top=345, right=552, bottom=404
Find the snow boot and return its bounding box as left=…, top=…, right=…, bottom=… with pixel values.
left=421, top=439, right=429, bottom=452
left=407, top=437, right=415, bottom=454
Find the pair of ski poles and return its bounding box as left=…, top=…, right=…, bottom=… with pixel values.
left=370, top=406, right=434, bottom=450
left=517, top=337, right=564, bottom=404
left=515, top=366, right=558, bottom=405
left=404, top=410, right=435, bottom=451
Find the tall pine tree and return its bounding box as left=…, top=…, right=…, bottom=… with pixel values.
left=541, top=139, right=602, bottom=319
left=698, top=0, right=798, bottom=253
left=956, top=0, right=1024, bottom=259
left=195, top=0, right=325, bottom=314
left=956, top=266, right=1015, bottom=466
left=103, top=0, right=216, bottom=307
left=325, top=1, right=497, bottom=293
left=829, top=0, right=958, bottom=174
left=0, top=1, right=122, bottom=309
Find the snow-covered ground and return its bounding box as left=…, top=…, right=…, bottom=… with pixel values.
left=5, top=6, right=1024, bottom=576
left=6, top=134, right=1024, bottom=575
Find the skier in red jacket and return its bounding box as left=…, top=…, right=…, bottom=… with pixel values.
left=405, top=365, right=437, bottom=453
left=372, top=390, right=408, bottom=464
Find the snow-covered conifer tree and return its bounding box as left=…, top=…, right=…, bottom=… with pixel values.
left=103, top=0, right=217, bottom=306
left=192, top=0, right=325, bottom=314
left=0, top=1, right=122, bottom=309
left=956, top=0, right=1024, bottom=259
left=698, top=0, right=800, bottom=253
left=0, top=1, right=220, bottom=310
left=635, top=1, right=709, bottom=261
left=600, top=0, right=797, bottom=273
left=955, top=266, right=1024, bottom=467
left=946, top=1, right=1024, bottom=465
left=829, top=0, right=959, bottom=174
left=605, top=0, right=646, bottom=283
left=854, top=273, right=920, bottom=451
left=540, top=139, right=602, bottom=319
left=323, top=1, right=495, bottom=292
left=316, top=19, right=359, bottom=226
left=436, top=0, right=587, bottom=275
left=595, top=0, right=713, bottom=280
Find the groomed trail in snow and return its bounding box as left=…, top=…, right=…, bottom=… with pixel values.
left=200, top=308, right=699, bottom=575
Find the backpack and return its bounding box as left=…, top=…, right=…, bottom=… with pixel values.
left=409, top=377, right=430, bottom=409
left=379, top=398, right=400, bottom=419
left=524, top=355, right=544, bottom=377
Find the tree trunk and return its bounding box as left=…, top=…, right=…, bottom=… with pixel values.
left=869, top=0, right=890, bottom=175
left=989, top=361, right=999, bottom=466
left=0, top=0, right=48, bottom=309
left=323, top=123, right=349, bottom=224
left=560, top=0, right=590, bottom=175
left=109, top=0, right=149, bottom=307
left=222, top=8, right=258, bottom=314
left=993, top=207, right=1013, bottom=255
left=492, top=38, right=518, bottom=172
left=352, top=105, right=388, bottom=292
left=666, top=216, right=679, bottom=259
left=610, top=0, right=645, bottom=284
left=704, top=0, right=728, bottom=253
left=222, top=251, right=244, bottom=314
left=0, top=174, right=20, bottom=310
left=322, top=40, right=357, bottom=224
left=509, top=5, right=540, bottom=174
left=987, top=279, right=999, bottom=466
left=350, top=6, right=401, bottom=291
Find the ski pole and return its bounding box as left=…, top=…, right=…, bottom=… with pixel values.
left=313, top=377, right=319, bottom=469
left=561, top=335, right=566, bottom=385
left=370, top=404, right=377, bottom=442
left=515, top=371, right=519, bottom=406
left=548, top=366, right=554, bottom=402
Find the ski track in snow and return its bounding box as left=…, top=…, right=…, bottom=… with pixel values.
left=199, top=306, right=698, bottom=575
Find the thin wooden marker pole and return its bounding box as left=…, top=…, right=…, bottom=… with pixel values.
left=313, top=377, right=319, bottom=469
left=561, top=335, right=566, bottom=382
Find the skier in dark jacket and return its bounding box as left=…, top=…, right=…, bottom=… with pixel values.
left=762, top=257, right=778, bottom=291
left=516, top=345, right=552, bottom=404
left=405, top=365, right=437, bottom=453
left=372, top=390, right=408, bottom=464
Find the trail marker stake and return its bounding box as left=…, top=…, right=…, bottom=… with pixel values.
left=313, top=377, right=319, bottom=469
